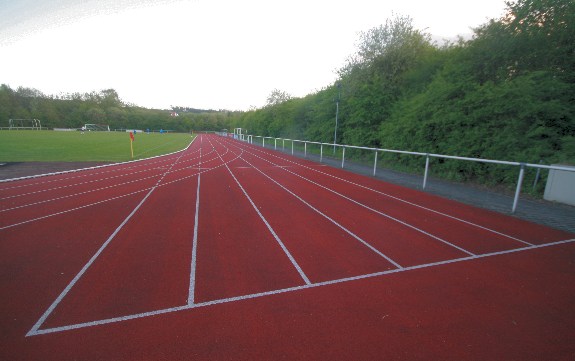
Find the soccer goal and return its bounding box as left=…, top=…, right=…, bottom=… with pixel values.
left=8, top=118, right=42, bottom=130
left=83, top=123, right=110, bottom=131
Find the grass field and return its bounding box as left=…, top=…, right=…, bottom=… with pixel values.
left=0, top=130, right=194, bottom=162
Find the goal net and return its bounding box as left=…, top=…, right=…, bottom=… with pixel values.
left=8, top=118, right=42, bottom=130
left=83, top=123, right=110, bottom=131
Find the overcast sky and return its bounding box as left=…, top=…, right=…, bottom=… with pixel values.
left=0, top=0, right=507, bottom=110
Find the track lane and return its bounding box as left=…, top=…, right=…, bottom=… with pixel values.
left=2, top=134, right=574, bottom=361
left=217, top=137, right=474, bottom=266
left=193, top=136, right=307, bottom=303
left=0, top=143, right=215, bottom=230
left=41, top=174, right=200, bottom=328
left=0, top=194, right=145, bottom=337
left=227, top=158, right=399, bottom=282
left=226, top=137, right=574, bottom=246
left=234, top=145, right=531, bottom=254
left=19, top=139, right=201, bottom=334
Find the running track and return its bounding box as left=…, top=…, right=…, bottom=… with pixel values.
left=1, top=133, right=574, bottom=360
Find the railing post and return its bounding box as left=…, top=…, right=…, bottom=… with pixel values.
left=291, top=141, right=294, bottom=155
left=304, top=142, right=307, bottom=157
left=283, top=139, right=285, bottom=149
left=532, top=159, right=542, bottom=191
left=341, top=147, right=346, bottom=168
left=274, top=138, right=277, bottom=150
left=320, top=144, right=323, bottom=163
left=423, top=154, right=430, bottom=189
left=263, top=137, right=265, bottom=148
left=512, top=163, right=526, bottom=213
left=373, top=150, right=378, bottom=176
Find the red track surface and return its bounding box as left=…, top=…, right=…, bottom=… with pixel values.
left=1, top=134, right=574, bottom=360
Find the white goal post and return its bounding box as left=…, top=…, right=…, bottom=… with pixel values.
left=8, top=118, right=42, bottom=130
left=83, top=123, right=110, bottom=131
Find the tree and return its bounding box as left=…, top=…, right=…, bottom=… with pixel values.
left=266, top=89, right=292, bottom=106
left=337, top=14, right=434, bottom=146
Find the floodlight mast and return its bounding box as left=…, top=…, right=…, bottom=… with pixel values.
left=333, top=82, right=341, bottom=153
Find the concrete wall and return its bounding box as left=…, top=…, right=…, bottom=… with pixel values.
left=544, top=165, right=575, bottom=206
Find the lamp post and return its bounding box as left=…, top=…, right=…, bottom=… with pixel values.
left=333, top=82, right=341, bottom=153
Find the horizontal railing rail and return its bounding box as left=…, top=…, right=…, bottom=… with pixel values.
left=230, top=134, right=574, bottom=214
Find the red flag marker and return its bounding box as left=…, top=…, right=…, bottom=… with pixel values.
left=129, top=132, right=134, bottom=158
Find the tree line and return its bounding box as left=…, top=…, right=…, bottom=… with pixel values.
left=0, top=86, right=236, bottom=132
left=226, top=0, right=574, bottom=190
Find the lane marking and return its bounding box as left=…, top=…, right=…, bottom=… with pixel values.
left=237, top=140, right=535, bottom=246
left=26, top=147, right=191, bottom=337
left=0, top=147, right=212, bottom=196
left=222, top=138, right=475, bottom=257
left=0, top=173, right=164, bottom=213
left=188, top=135, right=203, bottom=305
left=26, top=181, right=162, bottom=336
left=0, top=145, right=240, bottom=230
left=28, top=237, right=575, bottom=336
left=0, top=139, right=199, bottom=185
left=208, top=137, right=311, bottom=285
left=216, top=138, right=403, bottom=270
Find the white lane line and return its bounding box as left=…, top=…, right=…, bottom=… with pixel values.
left=0, top=188, right=151, bottom=231
left=28, top=237, right=575, bottom=336
left=0, top=167, right=165, bottom=201
left=26, top=182, right=160, bottom=336
left=0, top=147, right=214, bottom=200
left=221, top=141, right=403, bottom=270
left=0, top=144, right=209, bottom=197
left=238, top=139, right=534, bottom=246
left=0, top=173, right=163, bottom=213
left=26, top=148, right=190, bottom=337
left=0, top=148, right=220, bottom=205
left=208, top=137, right=311, bottom=285
left=188, top=135, right=203, bottom=305
left=222, top=138, right=475, bottom=257
left=0, top=138, right=198, bottom=185
left=0, top=148, right=240, bottom=231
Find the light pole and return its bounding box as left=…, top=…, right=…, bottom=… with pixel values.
left=333, top=82, right=341, bottom=153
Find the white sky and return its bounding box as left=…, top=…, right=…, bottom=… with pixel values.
left=0, top=0, right=507, bottom=110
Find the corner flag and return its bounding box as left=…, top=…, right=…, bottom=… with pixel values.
left=129, top=132, right=135, bottom=158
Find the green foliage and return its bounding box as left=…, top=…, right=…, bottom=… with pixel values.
left=225, top=0, right=574, bottom=193
left=0, top=86, right=235, bottom=133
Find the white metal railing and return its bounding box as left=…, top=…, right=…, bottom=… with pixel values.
left=236, top=134, right=574, bottom=213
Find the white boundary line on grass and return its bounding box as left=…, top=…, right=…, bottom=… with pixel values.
left=27, top=237, right=575, bottom=336
left=0, top=147, right=213, bottom=199
left=0, top=136, right=196, bottom=184
left=0, top=146, right=204, bottom=192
